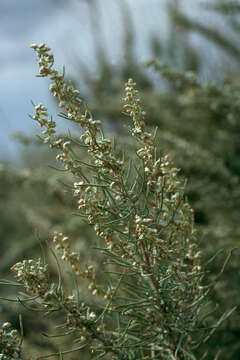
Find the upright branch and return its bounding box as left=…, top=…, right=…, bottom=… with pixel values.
left=7, top=43, right=206, bottom=359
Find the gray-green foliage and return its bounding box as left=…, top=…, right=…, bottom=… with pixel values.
left=1, top=43, right=221, bottom=360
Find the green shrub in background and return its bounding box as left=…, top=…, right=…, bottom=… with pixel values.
left=1, top=42, right=236, bottom=360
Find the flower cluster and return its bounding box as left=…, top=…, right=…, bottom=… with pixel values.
left=30, top=42, right=82, bottom=122
left=0, top=322, right=22, bottom=360
left=10, top=255, right=112, bottom=352
left=11, top=259, right=49, bottom=297
left=123, top=78, right=153, bottom=146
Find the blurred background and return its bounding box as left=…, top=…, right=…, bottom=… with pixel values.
left=1, top=0, right=240, bottom=359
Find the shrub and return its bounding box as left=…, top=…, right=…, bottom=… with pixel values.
left=1, top=43, right=236, bottom=359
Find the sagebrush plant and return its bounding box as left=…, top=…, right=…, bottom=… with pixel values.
left=2, top=43, right=220, bottom=359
